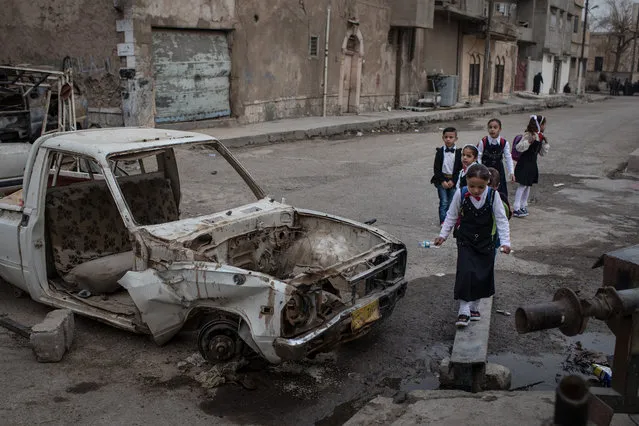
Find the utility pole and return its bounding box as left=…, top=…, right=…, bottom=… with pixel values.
left=577, top=0, right=589, bottom=95
left=481, top=0, right=495, bottom=104
left=631, top=4, right=639, bottom=81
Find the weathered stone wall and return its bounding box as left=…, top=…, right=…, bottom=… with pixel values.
left=0, top=0, right=122, bottom=109
left=460, top=35, right=518, bottom=101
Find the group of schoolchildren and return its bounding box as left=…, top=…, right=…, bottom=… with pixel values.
left=430, top=115, right=549, bottom=328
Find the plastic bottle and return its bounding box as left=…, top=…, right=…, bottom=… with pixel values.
left=418, top=240, right=431, bottom=248
left=592, top=364, right=612, bottom=387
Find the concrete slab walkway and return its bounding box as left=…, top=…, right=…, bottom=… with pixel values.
left=186, top=94, right=605, bottom=149
left=344, top=390, right=637, bottom=426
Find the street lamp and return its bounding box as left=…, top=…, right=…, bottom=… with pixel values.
left=577, top=3, right=598, bottom=95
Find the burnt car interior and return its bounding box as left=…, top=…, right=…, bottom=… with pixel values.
left=43, top=150, right=176, bottom=301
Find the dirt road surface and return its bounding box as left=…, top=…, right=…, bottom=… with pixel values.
left=1, top=97, right=638, bottom=425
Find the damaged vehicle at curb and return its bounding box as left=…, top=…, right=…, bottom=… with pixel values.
left=0, top=128, right=407, bottom=364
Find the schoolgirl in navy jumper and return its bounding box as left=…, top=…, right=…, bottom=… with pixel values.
left=431, top=127, right=463, bottom=224
left=513, top=115, right=549, bottom=217
left=456, top=145, right=479, bottom=189
left=477, top=118, right=515, bottom=195
left=435, top=164, right=511, bottom=327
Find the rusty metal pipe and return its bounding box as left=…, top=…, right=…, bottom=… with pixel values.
left=516, top=287, right=639, bottom=336
left=554, top=375, right=590, bottom=426
left=516, top=288, right=584, bottom=336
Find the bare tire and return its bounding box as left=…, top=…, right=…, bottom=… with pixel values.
left=197, top=317, right=244, bottom=364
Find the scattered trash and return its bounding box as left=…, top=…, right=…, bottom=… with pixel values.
left=356, top=131, right=363, bottom=137
left=414, top=129, right=419, bottom=132
left=496, top=310, right=511, bottom=316
left=194, top=359, right=249, bottom=390
left=435, top=273, right=445, bottom=277
left=592, top=363, right=612, bottom=387
left=208, top=153, right=216, bottom=157
left=177, top=352, right=206, bottom=371
left=211, top=171, right=218, bottom=175
left=553, top=183, right=565, bottom=187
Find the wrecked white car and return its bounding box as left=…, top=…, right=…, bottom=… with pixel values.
left=0, top=128, right=407, bottom=364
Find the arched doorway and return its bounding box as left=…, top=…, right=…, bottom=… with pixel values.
left=338, top=29, right=364, bottom=114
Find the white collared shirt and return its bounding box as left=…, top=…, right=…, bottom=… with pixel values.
left=442, top=145, right=456, bottom=175
left=439, top=188, right=511, bottom=247
left=477, top=135, right=515, bottom=175
left=456, top=161, right=478, bottom=189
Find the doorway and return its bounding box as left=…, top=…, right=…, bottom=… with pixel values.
left=552, top=59, right=561, bottom=93
left=339, top=30, right=364, bottom=114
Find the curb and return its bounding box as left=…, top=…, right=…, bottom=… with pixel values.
left=219, top=97, right=576, bottom=149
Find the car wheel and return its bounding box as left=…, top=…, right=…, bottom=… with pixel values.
left=197, top=317, right=244, bottom=364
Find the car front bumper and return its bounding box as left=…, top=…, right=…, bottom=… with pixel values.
left=273, top=277, right=407, bottom=361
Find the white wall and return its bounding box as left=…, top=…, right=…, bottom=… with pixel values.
left=541, top=54, right=555, bottom=94
left=527, top=59, right=543, bottom=91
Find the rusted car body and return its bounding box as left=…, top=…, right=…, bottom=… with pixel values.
left=0, top=128, right=407, bottom=363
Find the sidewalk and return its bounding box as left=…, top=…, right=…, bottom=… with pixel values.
left=190, top=94, right=605, bottom=149
left=344, top=390, right=636, bottom=426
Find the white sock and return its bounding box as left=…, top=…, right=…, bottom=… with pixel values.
left=458, top=300, right=471, bottom=316
left=469, top=299, right=480, bottom=312
left=514, top=185, right=526, bottom=211
left=522, top=186, right=531, bottom=208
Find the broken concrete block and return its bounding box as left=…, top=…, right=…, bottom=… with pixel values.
left=438, top=357, right=455, bottom=386
left=30, top=309, right=74, bottom=362
left=484, top=363, right=512, bottom=390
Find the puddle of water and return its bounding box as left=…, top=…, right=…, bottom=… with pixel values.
left=489, top=332, right=615, bottom=391
left=400, top=374, right=440, bottom=392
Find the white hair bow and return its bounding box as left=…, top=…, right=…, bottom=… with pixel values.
left=530, top=114, right=541, bottom=132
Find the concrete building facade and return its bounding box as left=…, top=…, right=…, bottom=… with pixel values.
left=424, top=0, right=518, bottom=102
left=0, top=0, right=439, bottom=127
left=515, top=0, right=587, bottom=94
left=587, top=27, right=639, bottom=87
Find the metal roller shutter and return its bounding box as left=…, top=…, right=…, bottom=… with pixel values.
left=152, top=29, right=231, bottom=123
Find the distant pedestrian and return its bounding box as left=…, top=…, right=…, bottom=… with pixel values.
left=624, top=78, right=631, bottom=96
left=563, top=83, right=571, bottom=94
left=434, top=164, right=511, bottom=328
left=477, top=118, right=515, bottom=195
left=513, top=115, right=549, bottom=217
left=431, top=127, right=462, bottom=224
left=456, top=144, right=479, bottom=189
left=533, top=72, right=544, bottom=95
left=609, top=78, right=615, bottom=96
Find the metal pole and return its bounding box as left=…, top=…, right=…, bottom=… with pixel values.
left=577, top=0, right=589, bottom=95
left=554, top=376, right=590, bottom=426
left=480, top=0, right=494, bottom=104
left=322, top=6, right=331, bottom=117
left=630, top=5, right=639, bottom=81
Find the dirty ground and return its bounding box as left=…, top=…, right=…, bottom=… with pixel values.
left=0, top=98, right=638, bottom=425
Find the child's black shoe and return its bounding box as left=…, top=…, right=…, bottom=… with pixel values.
left=455, top=314, right=470, bottom=327
left=470, top=310, right=481, bottom=321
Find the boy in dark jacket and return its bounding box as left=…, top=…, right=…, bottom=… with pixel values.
left=431, top=127, right=462, bottom=224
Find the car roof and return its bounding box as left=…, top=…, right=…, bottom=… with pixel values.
left=39, top=127, right=216, bottom=158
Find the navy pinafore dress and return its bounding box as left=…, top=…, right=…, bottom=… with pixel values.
left=454, top=188, right=496, bottom=302
left=481, top=138, right=508, bottom=193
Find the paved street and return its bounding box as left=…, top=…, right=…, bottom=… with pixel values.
left=1, top=98, right=638, bottom=425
